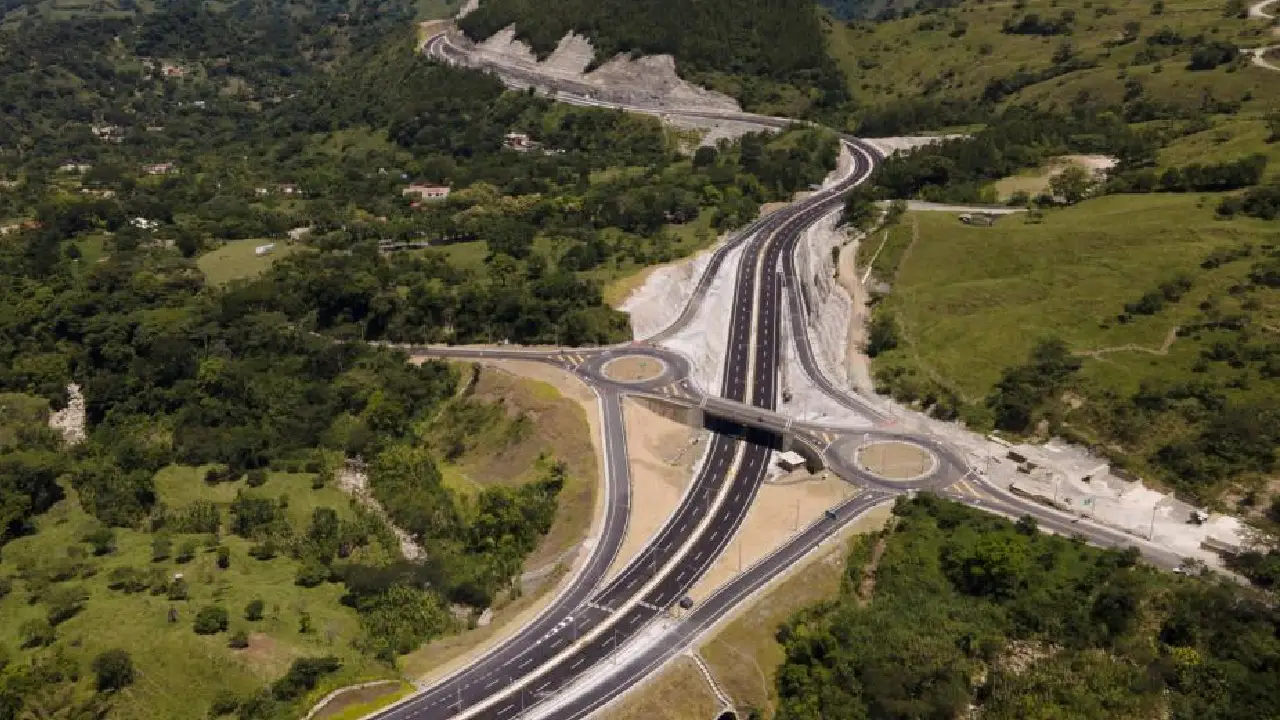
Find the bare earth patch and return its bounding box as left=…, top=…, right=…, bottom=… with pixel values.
left=597, top=656, right=721, bottom=720
left=606, top=399, right=705, bottom=581
left=856, top=441, right=935, bottom=480
left=688, top=470, right=860, bottom=602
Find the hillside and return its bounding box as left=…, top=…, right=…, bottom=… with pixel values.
left=827, top=0, right=1277, bottom=132
left=456, top=0, right=850, bottom=117
left=774, top=495, right=1280, bottom=719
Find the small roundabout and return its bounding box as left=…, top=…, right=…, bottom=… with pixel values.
left=577, top=346, right=691, bottom=392
left=823, top=431, right=964, bottom=493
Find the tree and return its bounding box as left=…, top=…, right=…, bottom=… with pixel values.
left=217, top=546, right=231, bottom=569
left=228, top=631, right=250, bottom=649
left=1050, top=165, right=1094, bottom=204
left=194, top=605, right=229, bottom=635
left=92, top=649, right=136, bottom=692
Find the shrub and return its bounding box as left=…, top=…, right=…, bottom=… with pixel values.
left=217, top=546, right=231, bottom=569
left=246, top=470, right=268, bottom=488
left=83, top=526, right=117, bottom=556
left=92, top=649, right=136, bottom=692
left=194, top=605, right=229, bottom=635
left=244, top=598, right=265, bottom=621
left=21, top=619, right=55, bottom=648
left=45, top=585, right=88, bottom=625
left=270, top=656, right=341, bottom=701
left=228, top=631, right=249, bottom=649
left=151, top=534, right=172, bottom=562
left=176, top=539, right=198, bottom=564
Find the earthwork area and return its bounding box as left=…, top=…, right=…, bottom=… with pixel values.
left=855, top=441, right=936, bottom=480
left=602, top=355, right=667, bottom=383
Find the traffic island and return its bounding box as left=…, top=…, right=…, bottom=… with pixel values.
left=854, top=441, right=937, bottom=482
left=601, top=355, right=668, bottom=383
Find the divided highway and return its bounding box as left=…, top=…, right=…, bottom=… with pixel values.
left=357, top=29, right=1184, bottom=720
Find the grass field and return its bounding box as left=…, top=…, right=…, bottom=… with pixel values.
left=826, top=0, right=1278, bottom=116
left=197, top=238, right=301, bottom=286
left=0, top=471, right=391, bottom=720
left=876, top=196, right=1279, bottom=399
left=0, top=392, right=48, bottom=447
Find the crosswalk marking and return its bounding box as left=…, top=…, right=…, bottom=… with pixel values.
left=948, top=477, right=985, bottom=498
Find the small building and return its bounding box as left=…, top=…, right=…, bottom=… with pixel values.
left=402, top=183, right=451, bottom=201
left=278, top=183, right=301, bottom=195
left=776, top=451, right=807, bottom=472
left=504, top=132, right=541, bottom=152
left=59, top=161, right=91, bottom=174
left=254, top=187, right=270, bottom=197
left=91, top=124, right=124, bottom=142
left=143, top=162, right=177, bottom=175
left=130, top=217, right=159, bottom=231
left=254, top=243, right=276, bottom=256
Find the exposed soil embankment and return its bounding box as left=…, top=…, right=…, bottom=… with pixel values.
left=453, top=26, right=741, bottom=113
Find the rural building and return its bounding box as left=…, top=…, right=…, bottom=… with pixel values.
left=91, top=124, right=124, bottom=142
left=130, top=217, right=159, bottom=231
left=402, top=184, right=451, bottom=201
left=59, top=161, right=91, bottom=173
left=143, top=162, right=177, bottom=175
left=254, top=243, right=275, bottom=256
left=776, top=451, right=807, bottom=472
left=278, top=183, right=301, bottom=195
left=504, top=132, right=541, bottom=151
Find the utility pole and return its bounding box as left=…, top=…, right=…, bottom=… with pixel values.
left=794, top=499, right=800, bottom=530
left=1149, top=504, right=1158, bottom=540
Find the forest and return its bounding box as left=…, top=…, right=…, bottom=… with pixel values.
left=774, top=495, right=1280, bottom=720
left=0, top=0, right=837, bottom=717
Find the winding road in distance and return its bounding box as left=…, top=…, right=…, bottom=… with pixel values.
left=359, top=29, right=1186, bottom=720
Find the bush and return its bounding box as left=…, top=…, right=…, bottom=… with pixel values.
left=209, top=690, right=240, bottom=717
left=244, top=598, right=265, bottom=621
left=270, top=656, right=341, bottom=701
left=83, top=526, right=117, bottom=556
left=228, top=630, right=250, bottom=649
left=176, top=539, right=198, bottom=564
left=248, top=540, right=277, bottom=560
left=194, top=605, right=229, bottom=635
left=0, top=577, right=11, bottom=599
left=246, top=469, right=268, bottom=488
left=167, top=578, right=189, bottom=601
left=217, top=546, right=231, bottom=569
left=151, top=534, right=172, bottom=562
left=21, top=619, right=55, bottom=648
left=92, top=649, right=136, bottom=692
left=45, top=585, right=88, bottom=625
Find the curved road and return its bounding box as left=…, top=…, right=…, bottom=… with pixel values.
left=360, top=30, right=1184, bottom=720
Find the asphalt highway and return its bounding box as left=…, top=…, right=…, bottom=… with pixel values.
left=363, top=31, right=1181, bottom=720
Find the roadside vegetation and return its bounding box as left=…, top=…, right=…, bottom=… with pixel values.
left=0, top=0, right=839, bottom=717
left=773, top=495, right=1280, bottom=719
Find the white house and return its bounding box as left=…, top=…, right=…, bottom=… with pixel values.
left=254, top=243, right=275, bottom=256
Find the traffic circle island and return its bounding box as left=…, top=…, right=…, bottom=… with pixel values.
left=854, top=440, right=938, bottom=482
left=600, top=355, right=668, bottom=383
